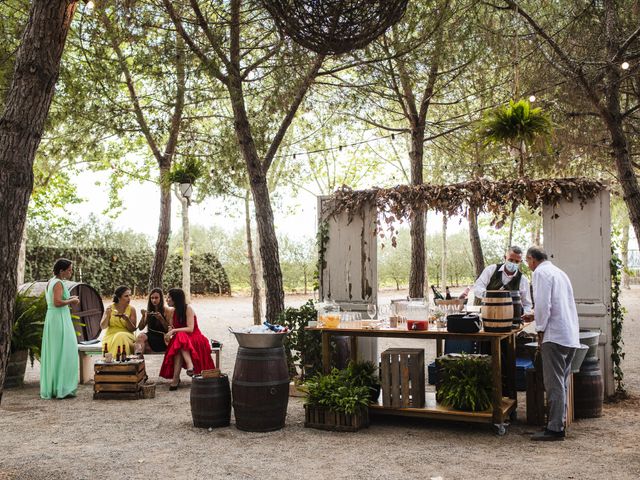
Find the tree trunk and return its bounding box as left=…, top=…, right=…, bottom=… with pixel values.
left=441, top=214, right=448, bottom=289
left=180, top=194, right=190, bottom=303
left=424, top=211, right=430, bottom=302
left=408, top=127, right=426, bottom=298
left=149, top=176, right=171, bottom=291
left=245, top=191, right=262, bottom=325
left=621, top=216, right=630, bottom=289
left=468, top=206, right=485, bottom=279
left=0, top=0, right=77, bottom=403
left=17, top=224, right=27, bottom=286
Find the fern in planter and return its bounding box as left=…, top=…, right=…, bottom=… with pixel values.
left=305, top=368, right=371, bottom=415
left=12, top=290, right=47, bottom=366
left=437, top=354, right=492, bottom=412
left=162, top=158, right=206, bottom=185
left=342, top=361, right=381, bottom=402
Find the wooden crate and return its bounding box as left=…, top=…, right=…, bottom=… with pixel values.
left=304, top=405, right=369, bottom=432
left=93, top=359, right=146, bottom=400
left=381, top=348, right=425, bottom=408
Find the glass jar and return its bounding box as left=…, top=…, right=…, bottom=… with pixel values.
left=317, top=299, right=341, bottom=328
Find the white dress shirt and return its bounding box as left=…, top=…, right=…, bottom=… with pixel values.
left=473, top=263, right=533, bottom=314
left=532, top=261, right=580, bottom=348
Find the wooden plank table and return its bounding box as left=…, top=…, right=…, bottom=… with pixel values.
left=306, top=322, right=525, bottom=435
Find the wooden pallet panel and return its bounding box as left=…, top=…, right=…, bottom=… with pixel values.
left=93, top=391, right=141, bottom=400
left=94, top=360, right=144, bottom=375
left=94, top=371, right=145, bottom=384
left=94, top=379, right=145, bottom=393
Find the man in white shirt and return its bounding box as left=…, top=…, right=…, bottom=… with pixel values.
left=524, top=246, right=580, bottom=441
left=472, top=245, right=533, bottom=316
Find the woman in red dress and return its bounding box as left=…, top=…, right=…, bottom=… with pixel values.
left=160, top=288, right=215, bottom=390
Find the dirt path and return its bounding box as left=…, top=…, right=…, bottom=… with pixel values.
left=1, top=288, right=639, bottom=479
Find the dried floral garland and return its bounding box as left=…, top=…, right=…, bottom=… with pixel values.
left=323, top=178, right=605, bottom=244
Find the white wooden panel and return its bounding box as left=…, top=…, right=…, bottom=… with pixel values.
left=318, top=196, right=377, bottom=304
left=318, top=196, right=378, bottom=363
left=543, top=189, right=613, bottom=396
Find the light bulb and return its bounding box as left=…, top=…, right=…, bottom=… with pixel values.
left=528, top=95, right=536, bottom=103
left=621, top=61, right=630, bottom=70
left=86, top=0, right=95, bottom=10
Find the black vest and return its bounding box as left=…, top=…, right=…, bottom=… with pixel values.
left=487, top=263, right=522, bottom=291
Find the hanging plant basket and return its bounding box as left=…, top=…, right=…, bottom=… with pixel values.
left=261, top=0, right=409, bottom=55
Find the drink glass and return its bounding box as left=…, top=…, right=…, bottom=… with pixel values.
left=367, top=303, right=377, bottom=320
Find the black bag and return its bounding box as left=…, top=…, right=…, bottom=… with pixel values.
left=447, top=313, right=481, bottom=333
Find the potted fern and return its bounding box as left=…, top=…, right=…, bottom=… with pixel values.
left=436, top=354, right=492, bottom=412
left=163, top=158, right=206, bottom=198
left=4, top=291, right=47, bottom=388
left=477, top=98, right=553, bottom=176
left=304, top=367, right=371, bottom=431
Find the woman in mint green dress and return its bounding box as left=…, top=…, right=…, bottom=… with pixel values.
left=40, top=258, right=80, bottom=399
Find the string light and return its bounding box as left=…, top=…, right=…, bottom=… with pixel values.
left=529, top=95, right=536, bottom=102
left=621, top=61, right=630, bottom=70
left=85, top=0, right=95, bottom=10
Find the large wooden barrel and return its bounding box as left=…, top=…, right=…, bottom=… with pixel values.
left=190, top=375, right=231, bottom=428
left=481, top=290, right=514, bottom=332
left=573, top=358, right=603, bottom=419
left=3, top=350, right=28, bottom=388
left=232, top=346, right=289, bottom=432
left=510, top=291, right=523, bottom=323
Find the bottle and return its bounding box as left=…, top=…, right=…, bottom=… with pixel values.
left=103, top=343, right=108, bottom=358
left=116, top=345, right=121, bottom=362
left=458, top=287, right=471, bottom=300
left=445, top=287, right=452, bottom=300
left=431, top=285, right=444, bottom=301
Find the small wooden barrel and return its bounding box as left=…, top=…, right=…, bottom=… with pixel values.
left=510, top=291, right=523, bottom=323
left=573, top=358, right=603, bottom=419
left=232, top=347, right=289, bottom=432
left=190, top=374, right=231, bottom=428
left=481, top=290, right=514, bottom=332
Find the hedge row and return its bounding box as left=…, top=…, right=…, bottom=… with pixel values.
left=25, top=246, right=231, bottom=296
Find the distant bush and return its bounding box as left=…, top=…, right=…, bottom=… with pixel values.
left=25, top=246, right=230, bottom=296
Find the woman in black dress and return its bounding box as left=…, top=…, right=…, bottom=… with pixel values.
left=134, top=288, right=173, bottom=354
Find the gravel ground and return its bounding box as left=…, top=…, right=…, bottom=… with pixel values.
left=1, top=288, right=639, bottom=480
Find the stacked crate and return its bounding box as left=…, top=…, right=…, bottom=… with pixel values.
left=380, top=348, right=425, bottom=408
left=93, top=359, right=146, bottom=400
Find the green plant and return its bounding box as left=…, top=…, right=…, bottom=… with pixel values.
left=163, top=158, right=206, bottom=185
left=305, top=368, right=371, bottom=415
left=275, top=300, right=323, bottom=380
left=610, top=243, right=627, bottom=397
left=314, top=220, right=329, bottom=291
left=342, top=360, right=380, bottom=397
left=477, top=98, right=554, bottom=176
left=437, top=354, right=492, bottom=412
left=11, top=290, right=47, bottom=366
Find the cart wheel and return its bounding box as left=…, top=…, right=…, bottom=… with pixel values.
left=494, top=424, right=507, bottom=436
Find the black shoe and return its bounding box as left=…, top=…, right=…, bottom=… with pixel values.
left=531, top=428, right=565, bottom=441
left=169, top=379, right=181, bottom=391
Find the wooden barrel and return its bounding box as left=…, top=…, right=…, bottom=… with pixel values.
left=3, top=350, right=28, bottom=388
left=510, top=291, right=523, bottom=323
left=190, top=375, right=231, bottom=428
left=232, top=346, right=289, bottom=432
left=573, top=358, right=603, bottom=419
left=481, top=290, right=514, bottom=332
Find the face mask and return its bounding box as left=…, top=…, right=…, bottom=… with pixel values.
left=505, top=261, right=519, bottom=273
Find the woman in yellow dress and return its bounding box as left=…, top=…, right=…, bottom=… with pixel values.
left=100, top=285, right=137, bottom=357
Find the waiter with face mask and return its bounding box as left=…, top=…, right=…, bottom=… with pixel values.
left=472, top=245, right=533, bottom=317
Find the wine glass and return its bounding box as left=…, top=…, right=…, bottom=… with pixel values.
left=367, top=303, right=377, bottom=320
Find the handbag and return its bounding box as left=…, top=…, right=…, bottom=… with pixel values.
left=447, top=313, right=481, bottom=333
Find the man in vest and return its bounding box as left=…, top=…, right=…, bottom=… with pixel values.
left=472, top=245, right=532, bottom=315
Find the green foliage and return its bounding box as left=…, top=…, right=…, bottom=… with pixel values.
left=12, top=290, right=47, bottom=366
left=610, top=243, right=627, bottom=396
left=275, top=300, right=322, bottom=380
left=437, top=354, right=492, bottom=411
left=342, top=360, right=380, bottom=399
left=24, top=246, right=230, bottom=296
left=315, top=220, right=329, bottom=291
left=478, top=99, right=554, bottom=147
left=305, top=367, right=371, bottom=415
left=163, top=158, right=207, bottom=185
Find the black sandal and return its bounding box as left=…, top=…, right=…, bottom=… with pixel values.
left=186, top=369, right=194, bottom=377
left=169, top=379, right=181, bottom=391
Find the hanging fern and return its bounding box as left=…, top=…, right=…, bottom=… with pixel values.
left=478, top=98, right=554, bottom=147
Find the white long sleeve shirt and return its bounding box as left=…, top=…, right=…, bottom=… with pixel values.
left=472, top=264, right=533, bottom=314
left=532, top=261, right=580, bottom=348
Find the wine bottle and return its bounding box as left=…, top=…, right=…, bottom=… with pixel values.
left=116, top=345, right=121, bottom=362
